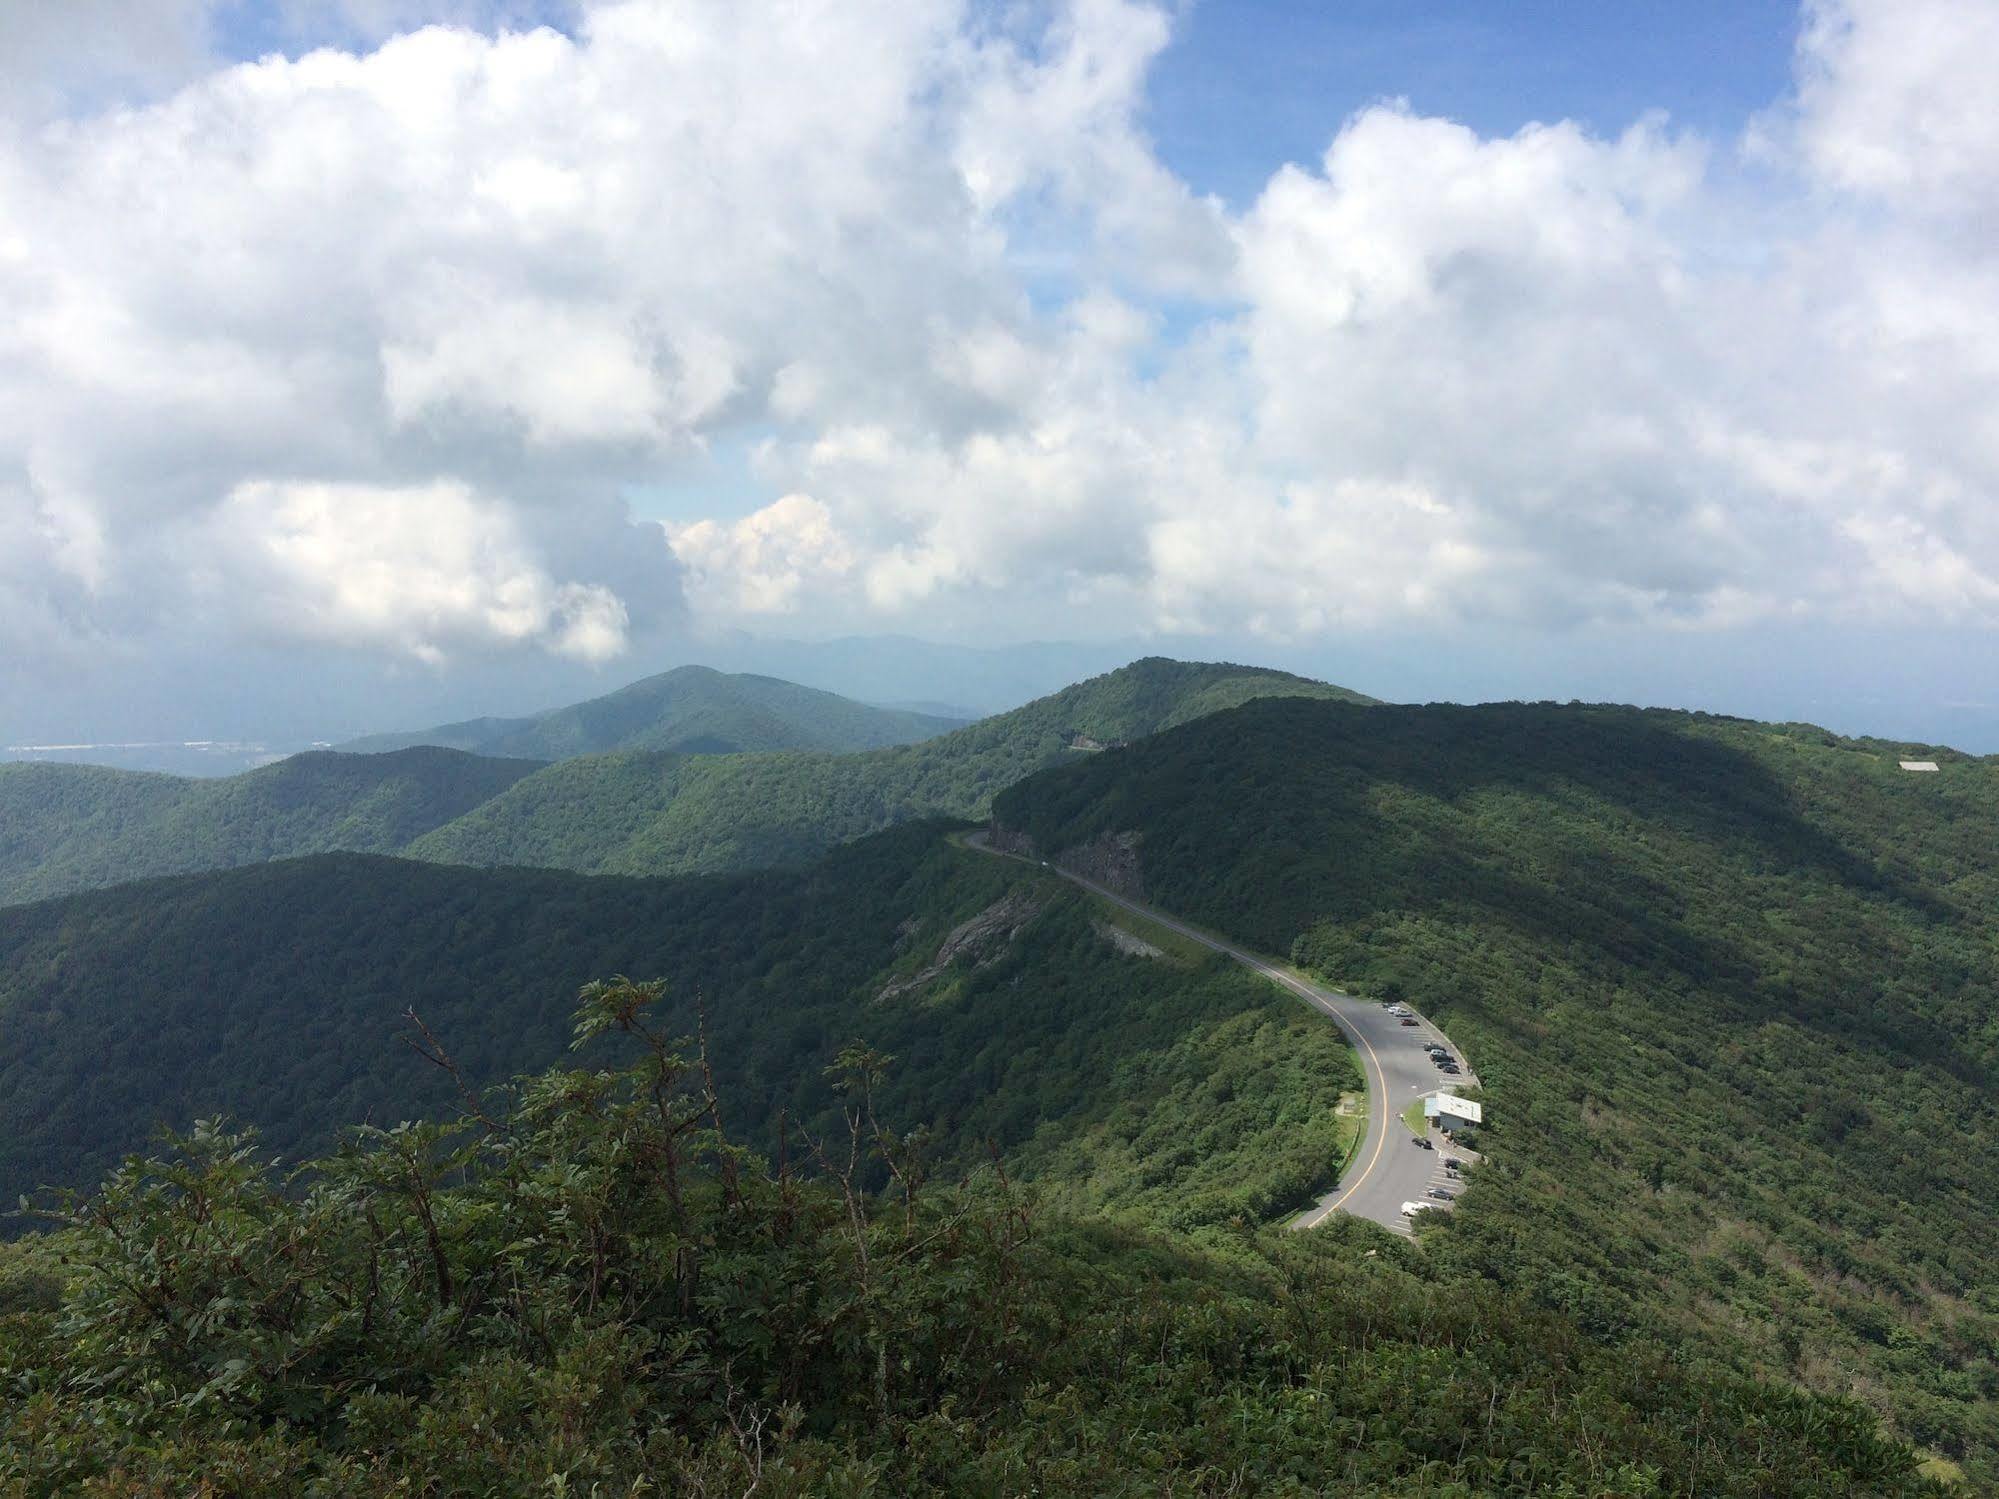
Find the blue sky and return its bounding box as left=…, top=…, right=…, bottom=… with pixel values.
left=1147, top=1, right=1801, bottom=203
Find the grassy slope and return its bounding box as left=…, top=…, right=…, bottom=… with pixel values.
left=0, top=749, right=544, bottom=906
left=341, top=664, right=966, bottom=758
left=993, top=695, right=1999, bottom=1480
left=408, top=657, right=1375, bottom=878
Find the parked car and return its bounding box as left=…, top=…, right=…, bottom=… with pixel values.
left=1411, top=1136, right=1433, bottom=1150
left=1427, top=1188, right=1455, bottom=1201
left=1439, top=1064, right=1461, bottom=1075
left=1401, top=1201, right=1437, bottom=1216
left=1443, top=1157, right=1463, bottom=1171
left=1399, top=1017, right=1419, bottom=1026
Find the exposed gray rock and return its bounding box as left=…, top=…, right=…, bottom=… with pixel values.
left=877, top=889, right=1042, bottom=1001
left=1056, top=829, right=1144, bottom=901
left=1093, top=919, right=1163, bottom=959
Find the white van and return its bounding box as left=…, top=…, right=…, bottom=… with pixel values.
left=1400, top=1200, right=1436, bottom=1216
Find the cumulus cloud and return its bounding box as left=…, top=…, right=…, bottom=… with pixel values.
left=670, top=494, right=856, bottom=615
left=217, top=479, right=630, bottom=663
left=1788, top=0, right=1999, bottom=214
left=1, top=0, right=1997, bottom=691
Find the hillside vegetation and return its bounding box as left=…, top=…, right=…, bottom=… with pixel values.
left=340, top=663, right=966, bottom=759
left=994, top=695, right=1999, bottom=1482
left=408, top=657, right=1373, bottom=878
left=0, top=748, right=542, bottom=906
left=0, top=826, right=1357, bottom=1234
left=0, top=886, right=1941, bottom=1494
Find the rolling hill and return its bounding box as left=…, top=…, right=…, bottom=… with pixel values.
left=339, top=663, right=967, bottom=758
left=0, top=658, right=1371, bottom=904
left=406, top=657, right=1377, bottom=877
left=994, top=694, right=1999, bottom=1481
left=0, top=748, right=543, bottom=906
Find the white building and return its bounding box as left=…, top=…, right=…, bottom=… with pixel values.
left=1424, top=1094, right=1483, bottom=1131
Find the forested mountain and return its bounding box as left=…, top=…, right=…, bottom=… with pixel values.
left=995, top=695, right=1999, bottom=1483
left=7, top=671, right=1984, bottom=1486
left=0, top=748, right=543, bottom=906
left=407, top=657, right=1374, bottom=877
left=340, top=664, right=967, bottom=759
left=0, top=658, right=1370, bottom=905
left=0, top=826, right=1948, bottom=1493
left=0, top=824, right=1351, bottom=1230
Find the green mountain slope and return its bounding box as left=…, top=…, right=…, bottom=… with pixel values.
left=0, top=748, right=543, bottom=906
left=0, top=828, right=1941, bottom=1494
left=408, top=657, right=1375, bottom=878
left=0, top=825, right=1356, bottom=1229
left=341, top=664, right=967, bottom=758
left=994, top=696, right=1999, bottom=1481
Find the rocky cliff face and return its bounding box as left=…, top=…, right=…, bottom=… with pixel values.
left=984, top=822, right=1145, bottom=901
left=1056, top=829, right=1144, bottom=902
left=985, top=823, right=1036, bottom=858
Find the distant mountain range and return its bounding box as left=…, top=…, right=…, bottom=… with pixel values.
left=338, top=664, right=969, bottom=759
left=0, top=657, right=1370, bottom=905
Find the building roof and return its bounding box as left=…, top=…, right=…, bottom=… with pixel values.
left=1899, top=760, right=1940, bottom=772
left=1424, top=1094, right=1483, bottom=1124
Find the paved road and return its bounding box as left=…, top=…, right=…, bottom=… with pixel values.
left=965, top=832, right=1478, bottom=1236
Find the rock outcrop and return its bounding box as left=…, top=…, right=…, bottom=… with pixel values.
left=1092, top=919, right=1163, bottom=959
left=876, top=890, right=1042, bottom=1001
left=1055, top=829, right=1144, bottom=902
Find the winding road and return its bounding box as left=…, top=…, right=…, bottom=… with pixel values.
left=965, top=832, right=1478, bottom=1236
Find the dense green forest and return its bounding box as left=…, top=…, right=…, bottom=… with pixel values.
left=995, top=696, right=1999, bottom=1483
left=339, top=663, right=967, bottom=759
left=0, top=749, right=543, bottom=907
left=0, top=976, right=1942, bottom=1493
left=0, top=658, right=1367, bottom=906
left=0, top=825, right=1356, bottom=1237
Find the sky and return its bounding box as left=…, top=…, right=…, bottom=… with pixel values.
left=4, top=0, right=1999, bottom=749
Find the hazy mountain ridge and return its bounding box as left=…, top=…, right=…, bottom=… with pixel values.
left=0, top=748, right=544, bottom=906
left=403, top=657, right=1375, bottom=878
left=339, top=664, right=968, bottom=759
left=0, top=659, right=1366, bottom=905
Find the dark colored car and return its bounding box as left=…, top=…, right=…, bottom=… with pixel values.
left=1399, top=1017, right=1419, bottom=1026
left=1427, top=1189, right=1455, bottom=1201
left=1411, top=1136, right=1433, bottom=1149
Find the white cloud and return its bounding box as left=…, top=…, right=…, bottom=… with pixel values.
left=218, top=478, right=630, bottom=662
left=670, top=494, right=855, bottom=615
left=1789, top=0, right=1999, bottom=214
left=3, top=0, right=1998, bottom=701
